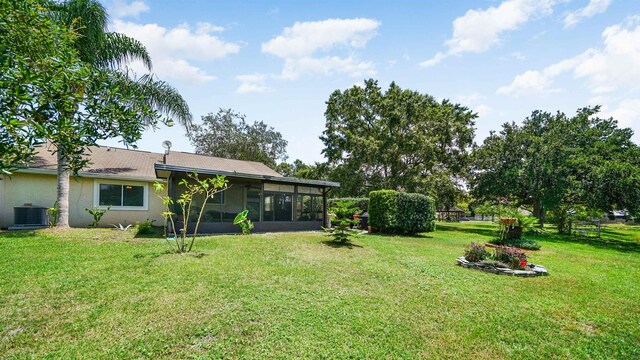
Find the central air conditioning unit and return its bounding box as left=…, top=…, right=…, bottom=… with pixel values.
left=14, top=206, right=48, bottom=227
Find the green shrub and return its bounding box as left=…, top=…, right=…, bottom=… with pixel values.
left=84, top=205, right=110, bottom=227
left=47, top=201, right=59, bottom=227
left=464, top=242, right=489, bottom=262
left=368, top=190, right=399, bottom=232
left=368, top=190, right=435, bottom=234
left=233, top=210, right=254, bottom=235
left=328, top=197, right=369, bottom=213
left=511, top=238, right=541, bottom=250
left=136, top=219, right=156, bottom=235
left=490, top=237, right=541, bottom=250
left=323, top=201, right=360, bottom=243
left=397, top=192, right=436, bottom=234
left=493, top=246, right=528, bottom=270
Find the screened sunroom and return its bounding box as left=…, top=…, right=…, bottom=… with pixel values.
left=155, top=163, right=339, bottom=234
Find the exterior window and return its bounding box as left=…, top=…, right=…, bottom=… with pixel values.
left=298, top=186, right=323, bottom=195
left=201, top=192, right=225, bottom=222
left=97, top=183, right=145, bottom=209
left=263, top=192, right=293, bottom=221
left=297, top=195, right=323, bottom=221
left=99, top=184, right=121, bottom=206
left=246, top=189, right=261, bottom=222
left=123, top=185, right=144, bottom=206
left=264, top=183, right=295, bottom=193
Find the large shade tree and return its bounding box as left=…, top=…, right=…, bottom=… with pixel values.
left=2, top=0, right=192, bottom=228
left=0, top=0, right=78, bottom=175
left=189, top=108, right=288, bottom=168
left=276, top=159, right=328, bottom=179
left=470, top=107, right=640, bottom=230
left=320, top=79, right=476, bottom=198
left=50, top=0, right=192, bottom=228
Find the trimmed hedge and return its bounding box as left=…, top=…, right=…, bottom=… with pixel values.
left=328, top=197, right=369, bottom=213
left=369, top=190, right=435, bottom=234
left=397, top=192, right=436, bottom=234
left=368, top=190, right=399, bottom=232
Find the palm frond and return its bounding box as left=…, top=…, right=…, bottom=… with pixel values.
left=97, top=32, right=153, bottom=71
left=51, top=0, right=109, bottom=65
left=137, top=74, right=193, bottom=132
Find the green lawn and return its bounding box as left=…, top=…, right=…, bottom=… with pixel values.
left=1, top=222, right=638, bottom=359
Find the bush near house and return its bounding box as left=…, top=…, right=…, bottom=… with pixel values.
left=369, top=190, right=435, bottom=234
left=328, top=197, right=369, bottom=213
left=369, top=190, right=399, bottom=232
left=397, top=192, right=436, bottom=234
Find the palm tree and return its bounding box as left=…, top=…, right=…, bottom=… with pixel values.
left=49, top=0, right=192, bottom=228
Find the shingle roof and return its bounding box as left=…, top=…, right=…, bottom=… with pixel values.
left=23, top=144, right=282, bottom=181
left=164, top=151, right=282, bottom=178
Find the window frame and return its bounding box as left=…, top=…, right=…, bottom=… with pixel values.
left=93, top=180, right=148, bottom=211
left=297, top=194, right=323, bottom=222
left=263, top=191, right=294, bottom=222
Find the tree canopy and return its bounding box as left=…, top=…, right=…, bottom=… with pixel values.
left=189, top=108, right=288, bottom=168
left=276, top=159, right=330, bottom=180
left=1, top=0, right=192, bottom=227
left=320, top=79, right=476, bottom=198
left=470, top=106, right=640, bottom=228
left=0, top=0, right=80, bottom=175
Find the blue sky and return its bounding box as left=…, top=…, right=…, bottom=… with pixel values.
left=100, top=0, right=640, bottom=163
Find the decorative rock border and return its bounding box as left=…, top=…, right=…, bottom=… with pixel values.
left=456, top=257, right=549, bottom=277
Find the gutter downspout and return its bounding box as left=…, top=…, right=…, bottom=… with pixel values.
left=323, top=187, right=331, bottom=228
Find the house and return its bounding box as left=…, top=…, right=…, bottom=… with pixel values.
left=436, top=206, right=466, bottom=222
left=605, top=210, right=634, bottom=223
left=0, top=144, right=339, bottom=233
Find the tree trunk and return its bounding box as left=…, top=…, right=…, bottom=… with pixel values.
left=56, top=150, right=70, bottom=228
left=533, top=200, right=544, bottom=227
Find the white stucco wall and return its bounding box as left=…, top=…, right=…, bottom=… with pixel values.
left=0, top=172, right=166, bottom=228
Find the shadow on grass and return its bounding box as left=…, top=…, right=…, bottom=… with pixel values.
left=542, top=235, right=640, bottom=254
left=364, top=233, right=434, bottom=240
left=0, top=230, right=40, bottom=239
left=435, top=224, right=498, bottom=238
left=437, top=223, right=640, bottom=253
left=133, top=249, right=207, bottom=259
left=133, top=232, right=164, bottom=239
left=321, top=240, right=363, bottom=249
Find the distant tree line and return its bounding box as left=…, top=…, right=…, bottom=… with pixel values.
left=470, top=106, right=640, bottom=231
left=192, top=80, right=639, bottom=233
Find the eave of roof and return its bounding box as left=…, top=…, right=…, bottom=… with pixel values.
left=13, top=168, right=163, bottom=182
left=154, top=163, right=340, bottom=188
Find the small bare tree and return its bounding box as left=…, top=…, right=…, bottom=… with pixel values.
left=154, top=172, right=228, bottom=253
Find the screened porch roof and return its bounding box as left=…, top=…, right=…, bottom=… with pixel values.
left=154, top=163, right=340, bottom=188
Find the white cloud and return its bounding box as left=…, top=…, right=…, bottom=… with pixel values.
left=564, top=0, right=613, bottom=28
left=511, top=51, right=526, bottom=60
left=110, top=0, right=149, bottom=18
left=235, top=74, right=273, bottom=94
left=112, top=20, right=240, bottom=84
left=457, top=93, right=492, bottom=116
left=262, top=18, right=380, bottom=79
left=599, top=99, right=640, bottom=127
left=457, top=92, right=485, bottom=104
left=195, top=22, right=225, bottom=34
left=280, top=56, right=375, bottom=80
left=599, top=99, right=640, bottom=142
left=262, top=18, right=379, bottom=58
left=475, top=104, right=493, bottom=117
left=499, top=17, right=640, bottom=96
left=421, top=0, right=557, bottom=67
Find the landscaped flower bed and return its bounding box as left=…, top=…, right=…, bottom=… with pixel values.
left=457, top=242, right=548, bottom=276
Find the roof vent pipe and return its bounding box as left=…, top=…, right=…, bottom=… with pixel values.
left=162, top=140, right=172, bottom=164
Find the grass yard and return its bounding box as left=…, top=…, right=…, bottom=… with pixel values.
left=1, top=222, right=638, bottom=359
